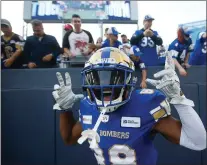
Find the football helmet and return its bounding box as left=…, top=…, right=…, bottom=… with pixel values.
left=81, top=47, right=136, bottom=113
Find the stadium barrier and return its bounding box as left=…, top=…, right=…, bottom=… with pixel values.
left=1, top=66, right=206, bottom=165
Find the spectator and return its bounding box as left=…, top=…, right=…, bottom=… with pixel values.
left=121, top=34, right=131, bottom=55
left=96, top=37, right=103, bottom=44
left=1, top=19, right=25, bottom=69
left=157, top=45, right=167, bottom=65
left=88, top=27, right=122, bottom=50
left=189, top=31, right=206, bottom=65
left=104, top=27, right=109, bottom=40
left=128, top=45, right=147, bottom=89
left=130, top=15, right=163, bottom=66
left=24, top=19, right=61, bottom=68
left=62, top=14, right=94, bottom=59
left=168, top=26, right=194, bottom=76
left=101, top=27, right=122, bottom=48
left=121, top=34, right=129, bottom=44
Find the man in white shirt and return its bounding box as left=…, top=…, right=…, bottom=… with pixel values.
left=62, top=14, right=94, bottom=60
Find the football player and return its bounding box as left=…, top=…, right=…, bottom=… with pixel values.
left=53, top=47, right=206, bottom=165
left=189, top=31, right=206, bottom=65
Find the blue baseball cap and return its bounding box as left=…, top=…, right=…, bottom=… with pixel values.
left=107, top=27, right=120, bottom=36
left=181, top=26, right=193, bottom=36
left=144, top=15, right=155, bottom=21
left=129, top=46, right=143, bottom=57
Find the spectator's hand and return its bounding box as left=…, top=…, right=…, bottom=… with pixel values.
left=123, top=45, right=131, bottom=49
left=65, top=52, right=75, bottom=59
left=178, top=67, right=187, bottom=76
left=28, top=62, right=37, bottom=69
left=182, top=63, right=191, bottom=69
left=4, top=58, right=15, bottom=68
left=88, top=43, right=97, bottom=50
left=43, top=54, right=53, bottom=62
left=140, top=81, right=147, bottom=89
left=144, top=29, right=153, bottom=37
left=82, top=51, right=89, bottom=56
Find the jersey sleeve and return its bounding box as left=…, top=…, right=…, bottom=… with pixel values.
left=130, top=30, right=144, bottom=46
left=84, top=30, right=94, bottom=44
left=168, top=40, right=180, bottom=59
left=139, top=89, right=171, bottom=122
left=149, top=98, right=171, bottom=122
left=62, top=31, right=71, bottom=49
left=138, top=59, right=146, bottom=70
left=15, top=34, right=25, bottom=51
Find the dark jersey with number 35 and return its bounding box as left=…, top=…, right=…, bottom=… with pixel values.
left=131, top=29, right=162, bottom=66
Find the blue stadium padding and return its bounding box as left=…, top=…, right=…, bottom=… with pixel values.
left=1, top=89, right=55, bottom=165
left=1, top=66, right=206, bottom=90
left=198, top=84, right=207, bottom=165
left=1, top=67, right=206, bottom=165
left=155, top=84, right=201, bottom=165
left=1, top=68, right=83, bottom=89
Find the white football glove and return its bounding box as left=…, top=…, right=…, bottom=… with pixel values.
left=52, top=72, right=84, bottom=110
left=146, top=51, right=194, bottom=107
left=78, top=107, right=107, bottom=149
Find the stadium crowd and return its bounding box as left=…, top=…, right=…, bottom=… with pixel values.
left=1, top=14, right=206, bottom=74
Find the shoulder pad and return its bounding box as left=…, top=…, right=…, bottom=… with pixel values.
left=140, top=89, right=155, bottom=94
left=135, top=89, right=166, bottom=103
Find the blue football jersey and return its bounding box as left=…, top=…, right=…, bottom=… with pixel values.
left=168, top=38, right=192, bottom=64
left=189, top=32, right=206, bottom=65
left=132, top=29, right=160, bottom=66
left=101, top=39, right=122, bottom=48
left=79, top=89, right=169, bottom=165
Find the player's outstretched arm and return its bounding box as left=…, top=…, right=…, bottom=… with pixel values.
left=52, top=72, right=84, bottom=145
left=147, top=53, right=206, bottom=151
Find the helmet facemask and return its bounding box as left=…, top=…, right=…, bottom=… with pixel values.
left=82, top=64, right=135, bottom=113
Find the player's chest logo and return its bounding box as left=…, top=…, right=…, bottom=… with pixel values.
left=102, top=115, right=109, bottom=123
left=83, top=115, right=92, bottom=124
left=121, top=117, right=141, bottom=128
